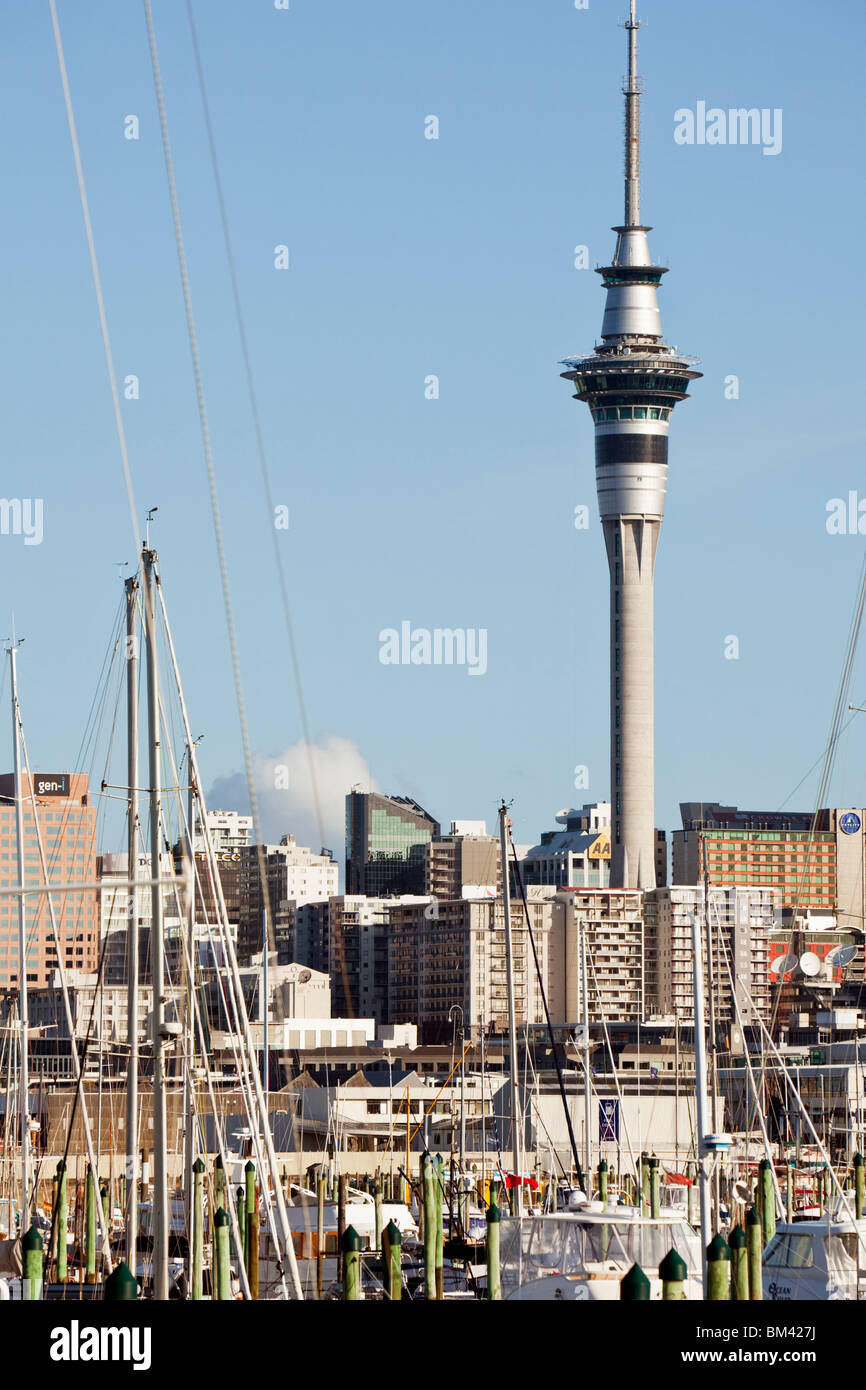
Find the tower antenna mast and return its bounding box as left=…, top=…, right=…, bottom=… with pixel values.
left=624, top=0, right=642, bottom=227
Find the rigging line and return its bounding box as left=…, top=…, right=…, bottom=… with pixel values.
left=153, top=573, right=303, bottom=1298
left=47, top=1, right=142, bottom=561
left=583, top=946, right=641, bottom=1187
left=709, top=894, right=783, bottom=1217
left=733, top=959, right=866, bottom=1261
left=17, top=719, right=114, bottom=1272
left=776, top=709, right=861, bottom=811
left=767, top=554, right=866, bottom=1042
left=141, top=0, right=277, bottom=963
left=507, top=829, right=583, bottom=1190
left=184, top=0, right=326, bottom=853
left=157, top=772, right=287, bottom=1274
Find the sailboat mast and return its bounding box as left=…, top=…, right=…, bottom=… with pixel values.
left=9, top=642, right=30, bottom=1227
left=498, top=802, right=522, bottom=1217
left=144, top=546, right=169, bottom=1299
left=581, top=920, right=591, bottom=1189
left=691, top=906, right=713, bottom=1280
left=182, top=745, right=196, bottom=1257
left=125, top=572, right=140, bottom=1271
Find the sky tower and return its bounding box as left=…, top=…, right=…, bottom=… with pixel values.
left=561, top=2, right=701, bottom=889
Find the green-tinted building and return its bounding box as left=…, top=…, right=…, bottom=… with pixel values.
left=345, top=792, right=439, bottom=897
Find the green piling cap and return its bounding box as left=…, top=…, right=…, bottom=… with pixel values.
left=707, top=1233, right=731, bottom=1261
left=598, top=1160, right=608, bottom=1173
left=103, top=1261, right=139, bottom=1302
left=214, top=1207, right=229, bottom=1228
left=22, top=1224, right=43, bottom=1252
left=341, top=1225, right=362, bottom=1252
left=855, top=1153, right=864, bottom=1168
left=384, top=1220, right=402, bottom=1246
left=758, top=1158, right=772, bottom=1172
left=487, top=1201, right=501, bottom=1225
left=193, top=1157, right=206, bottom=1174
left=245, top=1160, right=256, bottom=1174
left=237, top=1186, right=245, bottom=1198
left=56, top=1159, right=66, bottom=1174
left=746, top=1205, right=760, bottom=1226
left=648, top=1156, right=659, bottom=1169
left=728, top=1224, right=746, bottom=1250
left=620, top=1263, right=651, bottom=1300
left=658, top=1248, right=687, bottom=1281
left=215, top=1154, right=224, bottom=1169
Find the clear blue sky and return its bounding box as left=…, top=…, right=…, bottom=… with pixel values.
left=0, top=0, right=864, bottom=859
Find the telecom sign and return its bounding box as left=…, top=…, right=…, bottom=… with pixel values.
left=33, top=773, right=70, bottom=797
left=840, top=812, right=862, bottom=835
left=599, top=1099, right=619, bottom=1142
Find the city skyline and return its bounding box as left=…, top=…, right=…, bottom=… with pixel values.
left=1, top=0, right=864, bottom=862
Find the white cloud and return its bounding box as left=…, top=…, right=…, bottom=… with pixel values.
left=207, top=735, right=379, bottom=855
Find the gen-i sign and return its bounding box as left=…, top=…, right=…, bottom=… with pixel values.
left=34, top=773, right=70, bottom=797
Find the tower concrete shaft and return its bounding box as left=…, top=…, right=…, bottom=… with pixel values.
left=560, top=2, right=700, bottom=888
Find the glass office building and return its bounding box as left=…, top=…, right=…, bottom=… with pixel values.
left=345, top=792, right=439, bottom=897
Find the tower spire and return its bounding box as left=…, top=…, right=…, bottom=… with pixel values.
left=560, top=2, right=701, bottom=890
left=624, top=0, right=641, bottom=227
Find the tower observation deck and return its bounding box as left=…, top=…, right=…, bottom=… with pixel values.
left=560, top=1, right=701, bottom=890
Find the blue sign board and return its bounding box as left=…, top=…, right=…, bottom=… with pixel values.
left=599, top=1099, right=619, bottom=1142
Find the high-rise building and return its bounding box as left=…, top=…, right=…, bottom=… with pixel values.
left=645, top=885, right=777, bottom=1029
left=672, top=802, right=859, bottom=920
left=194, top=809, right=253, bottom=854
left=422, top=821, right=501, bottom=900
left=0, top=772, right=98, bottom=988
left=345, top=792, right=439, bottom=896
left=387, top=894, right=555, bottom=1043
left=553, top=887, right=646, bottom=1022
left=560, top=3, right=700, bottom=888
left=522, top=806, right=666, bottom=890
left=236, top=837, right=338, bottom=963
left=326, top=894, right=423, bottom=1025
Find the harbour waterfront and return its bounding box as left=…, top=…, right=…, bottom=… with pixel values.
left=0, top=1, right=860, bottom=1362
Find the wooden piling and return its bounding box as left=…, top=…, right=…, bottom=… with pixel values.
left=423, top=1155, right=436, bottom=1301
left=213, top=1207, right=231, bottom=1300
left=104, top=1261, right=138, bottom=1302
left=341, top=1225, right=362, bottom=1301
left=729, top=1224, right=748, bottom=1301
left=383, top=1219, right=402, bottom=1301
left=22, top=1225, right=43, bottom=1301
left=620, top=1263, right=650, bottom=1300
left=758, top=1159, right=775, bottom=1247
left=746, top=1206, right=762, bottom=1301
left=705, top=1233, right=731, bottom=1301
left=434, top=1155, right=444, bottom=1299
left=192, top=1157, right=205, bottom=1301
left=659, top=1248, right=686, bottom=1300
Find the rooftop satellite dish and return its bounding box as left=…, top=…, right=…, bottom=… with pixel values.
left=826, top=944, right=858, bottom=970
left=733, top=1179, right=751, bottom=1204
left=769, top=953, right=798, bottom=975
left=799, top=952, right=821, bottom=977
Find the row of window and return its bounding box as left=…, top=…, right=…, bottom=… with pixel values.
left=592, top=406, right=672, bottom=422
